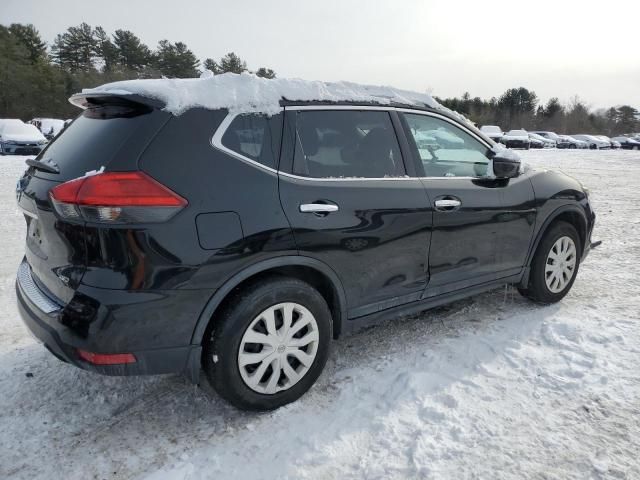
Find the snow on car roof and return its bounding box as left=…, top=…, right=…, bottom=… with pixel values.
left=81, top=72, right=448, bottom=117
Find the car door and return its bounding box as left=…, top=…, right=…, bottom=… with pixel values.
left=399, top=111, right=536, bottom=296
left=278, top=107, right=433, bottom=318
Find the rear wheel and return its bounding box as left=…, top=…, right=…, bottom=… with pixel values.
left=203, top=276, right=332, bottom=411
left=519, top=221, right=581, bottom=304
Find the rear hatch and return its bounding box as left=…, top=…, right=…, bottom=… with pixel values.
left=17, top=95, right=170, bottom=303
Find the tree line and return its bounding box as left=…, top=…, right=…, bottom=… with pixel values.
left=1, top=22, right=638, bottom=134
left=437, top=88, right=639, bottom=136
left=0, top=23, right=276, bottom=119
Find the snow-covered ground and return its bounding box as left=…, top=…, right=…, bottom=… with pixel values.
left=1, top=150, right=639, bottom=479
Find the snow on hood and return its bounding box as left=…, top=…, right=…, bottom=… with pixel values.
left=0, top=127, right=46, bottom=143
left=81, top=72, right=452, bottom=117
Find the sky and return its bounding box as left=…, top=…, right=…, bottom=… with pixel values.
left=2, top=0, right=639, bottom=109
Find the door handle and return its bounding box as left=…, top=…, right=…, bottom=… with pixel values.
left=299, top=203, right=339, bottom=213
left=434, top=198, right=461, bottom=210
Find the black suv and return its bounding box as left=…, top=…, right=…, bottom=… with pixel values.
left=16, top=87, right=596, bottom=410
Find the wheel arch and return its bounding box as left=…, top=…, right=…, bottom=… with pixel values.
left=190, top=256, right=348, bottom=349
left=526, top=204, right=588, bottom=267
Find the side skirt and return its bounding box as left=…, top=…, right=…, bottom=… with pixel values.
left=342, top=273, right=523, bottom=335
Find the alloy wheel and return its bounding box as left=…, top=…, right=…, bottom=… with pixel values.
left=545, top=236, right=577, bottom=293
left=237, top=302, right=319, bottom=394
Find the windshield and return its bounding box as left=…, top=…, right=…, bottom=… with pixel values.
left=507, top=130, right=527, bottom=136
left=480, top=126, right=501, bottom=134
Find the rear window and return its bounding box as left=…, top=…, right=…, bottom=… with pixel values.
left=33, top=104, right=158, bottom=180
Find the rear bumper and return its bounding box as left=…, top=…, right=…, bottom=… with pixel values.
left=16, top=260, right=203, bottom=380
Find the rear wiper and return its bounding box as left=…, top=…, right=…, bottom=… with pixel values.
left=25, top=158, right=60, bottom=174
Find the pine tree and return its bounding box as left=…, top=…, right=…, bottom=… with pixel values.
left=51, top=23, right=98, bottom=72
left=94, top=26, right=118, bottom=73
left=113, top=29, right=151, bottom=72
left=8, top=23, right=46, bottom=64
left=256, top=67, right=276, bottom=79
left=203, top=58, right=221, bottom=74
left=220, top=52, right=247, bottom=74
left=154, top=40, right=199, bottom=78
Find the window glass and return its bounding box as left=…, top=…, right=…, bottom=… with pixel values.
left=403, top=113, right=491, bottom=178
left=293, top=110, right=405, bottom=178
left=221, top=114, right=279, bottom=169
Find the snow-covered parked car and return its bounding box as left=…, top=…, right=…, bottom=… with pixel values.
left=501, top=129, right=531, bottom=149
left=531, top=131, right=561, bottom=145
left=611, top=136, right=640, bottom=150
left=571, top=134, right=610, bottom=150
left=0, top=119, right=47, bottom=155
left=557, top=135, right=588, bottom=149
left=529, top=132, right=555, bottom=148
left=528, top=133, right=545, bottom=149
left=29, top=118, right=66, bottom=140
left=479, top=125, right=504, bottom=143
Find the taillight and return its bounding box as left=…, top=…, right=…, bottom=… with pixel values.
left=49, top=171, right=187, bottom=224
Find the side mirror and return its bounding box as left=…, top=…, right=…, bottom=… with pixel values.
left=490, top=146, right=521, bottom=179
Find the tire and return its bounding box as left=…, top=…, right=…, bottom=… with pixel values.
left=203, top=276, right=332, bottom=411
left=518, top=221, right=581, bottom=304
left=569, top=144, right=576, bottom=149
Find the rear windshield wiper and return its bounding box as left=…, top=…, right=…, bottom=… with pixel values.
left=25, top=158, right=60, bottom=174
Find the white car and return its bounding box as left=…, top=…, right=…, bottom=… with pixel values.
left=29, top=118, right=66, bottom=140
left=529, top=132, right=555, bottom=148
left=556, top=135, right=588, bottom=149
left=571, top=134, right=610, bottom=150
left=480, top=125, right=504, bottom=143
left=501, top=129, right=531, bottom=149
left=0, top=119, right=47, bottom=155
left=530, top=131, right=561, bottom=143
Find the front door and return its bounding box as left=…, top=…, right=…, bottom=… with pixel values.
left=278, top=108, right=433, bottom=318
left=400, top=111, right=536, bottom=296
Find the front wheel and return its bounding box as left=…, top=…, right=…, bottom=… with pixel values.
left=203, top=276, right=332, bottom=411
left=519, top=221, right=581, bottom=304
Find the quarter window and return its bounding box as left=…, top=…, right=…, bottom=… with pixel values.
left=221, top=114, right=281, bottom=169
left=293, top=110, right=405, bottom=178
left=403, top=113, right=491, bottom=178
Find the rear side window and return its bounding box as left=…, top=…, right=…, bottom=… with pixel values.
left=292, top=110, right=405, bottom=178
left=221, top=114, right=281, bottom=169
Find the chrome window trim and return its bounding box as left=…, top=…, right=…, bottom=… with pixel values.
left=211, top=105, right=495, bottom=181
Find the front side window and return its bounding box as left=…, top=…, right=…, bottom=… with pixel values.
left=221, top=114, right=280, bottom=169
left=293, top=110, right=405, bottom=178
left=403, top=113, right=491, bottom=178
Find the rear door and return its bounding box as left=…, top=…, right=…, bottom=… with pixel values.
left=399, top=111, right=536, bottom=295
left=278, top=107, right=433, bottom=318
left=17, top=100, right=169, bottom=302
